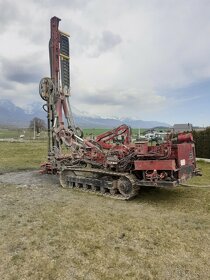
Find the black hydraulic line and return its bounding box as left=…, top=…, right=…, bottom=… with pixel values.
left=47, top=103, right=51, bottom=154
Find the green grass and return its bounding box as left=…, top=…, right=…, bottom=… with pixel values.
left=0, top=141, right=47, bottom=173
left=81, top=128, right=145, bottom=138
left=83, top=128, right=110, bottom=137
left=0, top=127, right=145, bottom=140
left=0, top=128, right=48, bottom=140
left=187, top=161, right=210, bottom=186
left=0, top=128, right=23, bottom=139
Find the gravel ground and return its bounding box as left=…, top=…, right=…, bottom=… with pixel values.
left=0, top=171, right=60, bottom=188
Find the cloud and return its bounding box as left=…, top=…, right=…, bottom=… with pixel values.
left=0, top=0, right=210, bottom=125
left=71, top=87, right=167, bottom=119
left=0, top=1, right=20, bottom=33
left=36, top=0, right=89, bottom=9
left=99, top=31, right=122, bottom=52
left=88, top=31, right=122, bottom=57
left=0, top=54, right=46, bottom=85
left=0, top=52, right=47, bottom=108
left=2, top=60, right=40, bottom=84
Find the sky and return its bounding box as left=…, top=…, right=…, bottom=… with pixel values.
left=0, top=0, right=210, bottom=126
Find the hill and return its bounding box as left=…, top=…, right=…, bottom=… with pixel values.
left=0, top=99, right=170, bottom=129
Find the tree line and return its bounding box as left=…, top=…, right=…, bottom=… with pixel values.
left=193, top=127, right=210, bottom=159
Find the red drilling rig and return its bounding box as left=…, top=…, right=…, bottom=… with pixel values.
left=39, top=16, right=200, bottom=200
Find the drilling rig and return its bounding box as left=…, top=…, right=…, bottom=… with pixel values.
left=39, top=16, right=200, bottom=200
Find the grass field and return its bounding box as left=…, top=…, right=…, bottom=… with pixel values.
left=0, top=141, right=47, bottom=173
left=0, top=127, right=144, bottom=140
left=0, top=128, right=37, bottom=139
left=0, top=141, right=209, bottom=279
left=83, top=128, right=144, bottom=138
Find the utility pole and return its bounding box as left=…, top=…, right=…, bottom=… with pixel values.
left=33, top=119, right=36, bottom=140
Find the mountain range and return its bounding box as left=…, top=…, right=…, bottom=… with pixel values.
left=0, top=99, right=170, bottom=129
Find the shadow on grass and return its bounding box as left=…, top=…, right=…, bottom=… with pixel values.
left=134, top=186, right=188, bottom=204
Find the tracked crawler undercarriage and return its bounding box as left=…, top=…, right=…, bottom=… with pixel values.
left=39, top=17, right=201, bottom=200
left=59, top=168, right=140, bottom=200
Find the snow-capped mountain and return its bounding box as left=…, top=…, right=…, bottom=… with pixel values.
left=0, top=99, right=170, bottom=128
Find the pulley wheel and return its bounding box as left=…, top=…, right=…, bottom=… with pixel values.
left=39, top=77, right=55, bottom=101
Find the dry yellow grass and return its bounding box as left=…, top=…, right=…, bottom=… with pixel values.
left=0, top=181, right=209, bottom=280
left=0, top=141, right=210, bottom=279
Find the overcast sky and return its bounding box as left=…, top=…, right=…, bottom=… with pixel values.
left=0, top=0, right=210, bottom=126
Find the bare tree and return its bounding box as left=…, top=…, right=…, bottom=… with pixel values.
left=29, top=117, right=46, bottom=134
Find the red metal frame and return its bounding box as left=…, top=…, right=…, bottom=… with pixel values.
left=50, top=16, right=60, bottom=89
left=134, top=159, right=176, bottom=171
left=96, top=124, right=132, bottom=149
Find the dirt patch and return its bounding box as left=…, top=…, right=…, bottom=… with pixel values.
left=0, top=170, right=59, bottom=188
